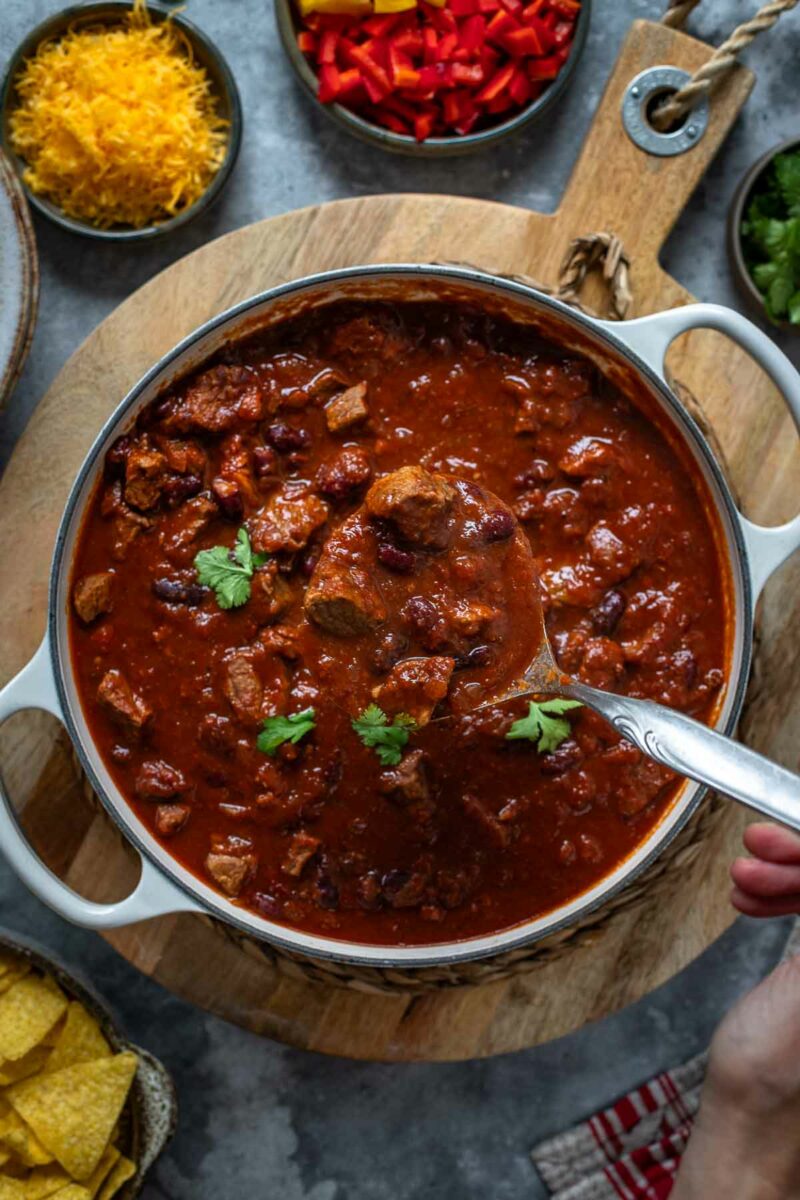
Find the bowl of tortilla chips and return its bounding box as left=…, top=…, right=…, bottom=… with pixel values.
left=0, top=929, right=176, bottom=1198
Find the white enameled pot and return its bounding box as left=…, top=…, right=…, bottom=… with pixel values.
left=1, top=265, right=799, bottom=968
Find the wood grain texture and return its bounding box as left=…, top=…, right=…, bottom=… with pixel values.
left=1, top=20, right=798, bottom=1061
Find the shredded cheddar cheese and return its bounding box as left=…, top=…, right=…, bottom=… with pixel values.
left=8, top=0, right=228, bottom=229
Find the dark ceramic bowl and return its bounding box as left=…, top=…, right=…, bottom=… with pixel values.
left=727, top=136, right=800, bottom=333
left=0, top=927, right=177, bottom=1197
left=0, top=1, right=242, bottom=241
left=274, top=0, right=591, bottom=157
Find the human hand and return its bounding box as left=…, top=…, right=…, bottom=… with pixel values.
left=673, top=950, right=800, bottom=1199
left=730, top=823, right=800, bottom=917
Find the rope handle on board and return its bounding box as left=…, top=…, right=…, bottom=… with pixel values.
left=654, top=0, right=798, bottom=131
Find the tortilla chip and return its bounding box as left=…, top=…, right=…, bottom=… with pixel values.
left=0, top=953, right=22, bottom=978
left=0, top=968, right=31, bottom=999
left=0, top=1109, right=53, bottom=1166
left=0, top=1047, right=52, bottom=1087
left=47, top=1189, right=90, bottom=1200
left=0, top=1179, right=27, bottom=1200
left=0, top=979, right=67, bottom=1062
left=46, top=1006, right=110, bottom=1076
left=95, top=1157, right=134, bottom=1200
left=84, top=1147, right=119, bottom=1200
left=8, top=1053, right=137, bottom=1182
left=21, top=1165, right=71, bottom=1200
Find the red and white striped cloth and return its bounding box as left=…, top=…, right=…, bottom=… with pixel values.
left=531, top=920, right=800, bottom=1199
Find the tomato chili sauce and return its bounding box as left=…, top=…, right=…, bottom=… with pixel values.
left=68, top=300, right=731, bottom=947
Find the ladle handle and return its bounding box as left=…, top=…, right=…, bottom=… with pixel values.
left=567, top=681, right=800, bottom=833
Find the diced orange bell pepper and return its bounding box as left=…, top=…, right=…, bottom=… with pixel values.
left=297, top=30, right=317, bottom=54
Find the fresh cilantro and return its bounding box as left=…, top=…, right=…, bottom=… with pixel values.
left=352, top=704, right=416, bottom=767
left=194, top=527, right=267, bottom=610
left=741, top=149, right=800, bottom=323
left=257, top=708, right=316, bottom=755
left=505, top=698, right=583, bottom=754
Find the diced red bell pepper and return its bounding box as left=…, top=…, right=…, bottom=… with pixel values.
left=376, top=108, right=411, bottom=134
left=521, top=0, right=547, bottom=18
left=414, top=110, right=436, bottom=140
left=317, top=29, right=339, bottom=64
left=417, top=61, right=453, bottom=89
left=423, top=25, right=439, bottom=61
left=459, top=14, right=486, bottom=51
left=442, top=90, right=461, bottom=124
left=436, top=31, right=459, bottom=59
left=297, top=30, right=317, bottom=55
left=390, top=45, right=422, bottom=87
left=318, top=63, right=343, bottom=102
left=527, top=53, right=560, bottom=79
left=347, top=42, right=393, bottom=93
left=450, top=0, right=478, bottom=13
left=475, top=59, right=515, bottom=102
left=485, top=9, right=520, bottom=41
left=392, top=28, right=424, bottom=54
left=477, top=0, right=501, bottom=11
left=362, top=13, right=402, bottom=36
left=508, top=65, right=530, bottom=104
left=503, top=25, right=546, bottom=55
left=486, top=91, right=515, bottom=113
left=553, top=19, right=574, bottom=45
left=455, top=106, right=480, bottom=134
left=550, top=0, right=580, bottom=16
left=451, top=61, right=484, bottom=85
left=498, top=0, right=524, bottom=14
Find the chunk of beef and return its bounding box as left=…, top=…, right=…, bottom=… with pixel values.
left=135, top=759, right=188, bottom=800
left=305, top=557, right=386, bottom=637
left=559, top=437, right=618, bottom=477
left=124, top=446, right=168, bottom=512
left=365, top=467, right=455, bottom=549
left=160, top=495, right=218, bottom=554
left=249, top=488, right=329, bottom=555
left=113, top=510, right=153, bottom=561
left=379, top=749, right=429, bottom=805
left=316, top=447, right=373, bottom=500
left=166, top=366, right=264, bottom=435
left=205, top=852, right=257, bottom=897
left=372, top=656, right=455, bottom=726
left=381, top=867, right=429, bottom=909
left=249, top=564, right=293, bottom=626
left=259, top=625, right=302, bottom=661
left=73, top=572, right=114, bottom=624
left=281, top=832, right=321, bottom=878
left=162, top=439, right=207, bottom=477
left=462, top=792, right=512, bottom=848
left=97, top=669, right=152, bottom=738
left=325, top=382, right=369, bottom=433
left=198, top=713, right=237, bottom=755
left=450, top=600, right=497, bottom=638
left=223, top=654, right=263, bottom=725
left=586, top=522, right=639, bottom=579
left=211, top=477, right=243, bottom=522
left=155, top=803, right=190, bottom=836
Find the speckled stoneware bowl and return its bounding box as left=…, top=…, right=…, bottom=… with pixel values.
left=0, top=928, right=177, bottom=1197
left=0, top=147, right=38, bottom=407
left=275, top=0, right=591, bottom=156
left=0, top=1, right=242, bottom=242
left=727, top=136, right=800, bottom=334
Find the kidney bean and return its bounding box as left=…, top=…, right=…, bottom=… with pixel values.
left=479, top=508, right=515, bottom=543
left=590, top=589, right=627, bottom=635
left=539, top=738, right=584, bottom=776
left=211, top=477, right=244, bottom=521
left=454, top=644, right=494, bottom=672
left=356, top=870, right=383, bottom=911
left=253, top=445, right=278, bottom=479
left=266, top=422, right=310, bottom=454
left=370, top=630, right=409, bottom=675
left=514, top=459, right=555, bottom=488
left=104, top=435, right=132, bottom=480
left=316, top=874, right=340, bottom=911
left=152, top=578, right=207, bottom=606
left=377, top=539, right=415, bottom=573
left=163, top=473, right=203, bottom=508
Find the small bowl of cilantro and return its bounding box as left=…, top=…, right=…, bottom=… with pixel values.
left=729, top=138, right=800, bottom=329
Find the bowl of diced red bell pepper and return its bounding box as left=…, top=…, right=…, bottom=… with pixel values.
left=275, top=0, right=588, bottom=154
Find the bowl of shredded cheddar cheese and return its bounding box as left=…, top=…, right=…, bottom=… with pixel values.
left=1, top=0, right=242, bottom=240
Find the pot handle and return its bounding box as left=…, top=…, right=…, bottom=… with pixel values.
left=597, top=303, right=800, bottom=598
left=0, top=637, right=201, bottom=929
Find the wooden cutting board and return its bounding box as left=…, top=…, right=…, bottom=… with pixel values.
left=1, top=19, right=799, bottom=1061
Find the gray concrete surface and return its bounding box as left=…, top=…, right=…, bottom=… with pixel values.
left=1, top=0, right=799, bottom=1196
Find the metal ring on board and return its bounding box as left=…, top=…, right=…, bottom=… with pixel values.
left=621, top=66, right=710, bottom=158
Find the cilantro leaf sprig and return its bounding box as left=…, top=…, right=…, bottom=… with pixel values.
left=257, top=708, right=316, bottom=756
left=352, top=704, right=416, bottom=767
left=194, top=527, right=267, bottom=610
left=505, top=698, right=582, bottom=754
left=741, top=149, right=800, bottom=324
